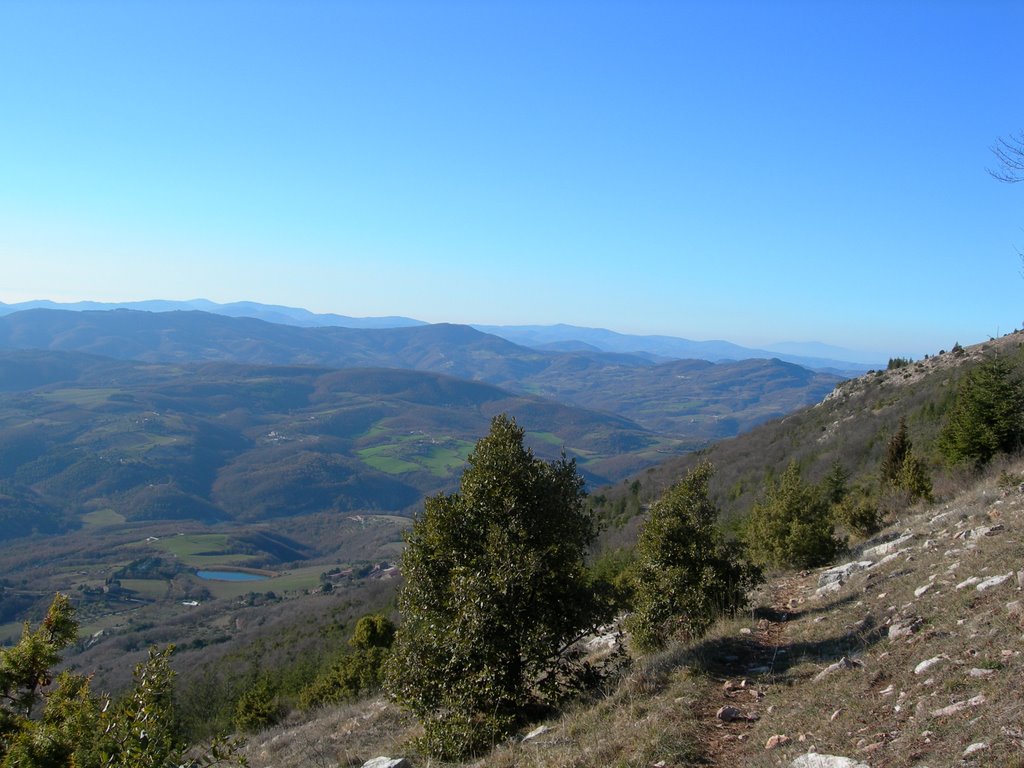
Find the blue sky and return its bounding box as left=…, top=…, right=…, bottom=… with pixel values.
left=1, top=1, right=1021, bottom=358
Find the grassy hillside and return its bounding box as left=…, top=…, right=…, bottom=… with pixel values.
left=239, top=460, right=1024, bottom=768
left=591, top=332, right=1024, bottom=542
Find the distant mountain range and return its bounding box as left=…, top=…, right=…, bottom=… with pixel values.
left=0, top=299, right=879, bottom=374
left=0, top=299, right=424, bottom=330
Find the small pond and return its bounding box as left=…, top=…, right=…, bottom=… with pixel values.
left=195, top=570, right=270, bottom=582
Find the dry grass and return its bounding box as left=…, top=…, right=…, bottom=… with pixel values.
left=239, top=461, right=1024, bottom=767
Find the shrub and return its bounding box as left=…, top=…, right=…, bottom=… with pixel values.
left=299, top=614, right=396, bottom=710
left=233, top=676, right=282, bottom=733
left=627, top=462, right=761, bottom=652
left=744, top=461, right=844, bottom=569
left=834, top=486, right=882, bottom=537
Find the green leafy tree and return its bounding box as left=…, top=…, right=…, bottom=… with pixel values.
left=385, top=415, right=605, bottom=759
left=627, top=462, right=761, bottom=652
left=940, top=354, right=1024, bottom=469
left=744, top=461, right=844, bottom=569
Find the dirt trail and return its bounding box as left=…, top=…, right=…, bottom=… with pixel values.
left=695, top=574, right=810, bottom=766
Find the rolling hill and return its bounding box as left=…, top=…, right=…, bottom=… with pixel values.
left=0, top=349, right=676, bottom=539
left=0, top=308, right=842, bottom=441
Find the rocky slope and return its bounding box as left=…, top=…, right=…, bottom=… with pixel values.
left=237, top=458, right=1024, bottom=768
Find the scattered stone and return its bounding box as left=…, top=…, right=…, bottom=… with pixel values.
left=914, top=583, right=933, bottom=598
left=956, top=576, right=981, bottom=590
left=870, top=551, right=905, bottom=569
left=765, top=734, right=791, bottom=750
left=815, top=580, right=842, bottom=597
left=963, top=741, right=989, bottom=756
left=790, top=754, right=870, bottom=768
left=969, top=668, right=995, bottom=679
left=522, top=725, right=550, bottom=741
left=930, top=693, right=986, bottom=717
left=830, top=708, right=843, bottom=721
left=888, top=615, right=923, bottom=639
left=740, top=627, right=752, bottom=635
left=361, top=759, right=412, bottom=768
left=818, top=561, right=874, bottom=587
left=584, top=624, right=622, bottom=652
left=862, top=533, right=914, bottom=559
left=1017, top=569, right=1024, bottom=588
left=1008, top=600, right=1024, bottom=618
left=914, top=655, right=947, bottom=675
left=814, top=656, right=864, bottom=681
left=716, top=705, right=759, bottom=722
left=976, top=572, right=1014, bottom=592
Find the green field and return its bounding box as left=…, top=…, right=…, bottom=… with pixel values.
left=358, top=435, right=473, bottom=477
left=119, top=578, right=170, bottom=600
left=150, top=534, right=261, bottom=567
left=82, top=508, right=127, bottom=527
left=358, top=447, right=421, bottom=474
left=40, top=387, right=123, bottom=405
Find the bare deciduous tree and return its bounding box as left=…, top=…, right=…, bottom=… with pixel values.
left=989, top=130, right=1024, bottom=183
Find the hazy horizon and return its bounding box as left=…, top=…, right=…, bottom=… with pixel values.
left=2, top=2, right=1022, bottom=359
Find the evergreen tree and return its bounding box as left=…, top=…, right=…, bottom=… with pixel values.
left=627, top=462, right=760, bottom=652
left=820, top=459, right=850, bottom=507
left=385, top=415, right=605, bottom=759
left=0, top=595, right=242, bottom=767
left=940, top=354, right=1024, bottom=469
left=880, top=417, right=932, bottom=502
left=744, top=462, right=843, bottom=569
left=880, top=417, right=912, bottom=487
